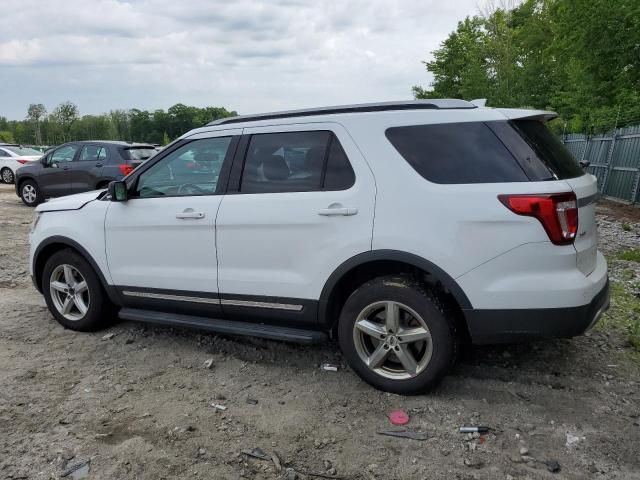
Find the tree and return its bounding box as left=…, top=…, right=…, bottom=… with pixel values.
left=0, top=131, right=14, bottom=143
left=26, top=104, right=47, bottom=144
left=52, top=101, right=79, bottom=142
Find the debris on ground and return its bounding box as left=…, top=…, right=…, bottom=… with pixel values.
left=101, top=333, right=115, bottom=341
left=241, top=447, right=271, bottom=461
left=203, top=358, right=214, bottom=369
left=565, top=433, right=585, bottom=447
left=377, top=429, right=429, bottom=441
left=459, top=426, right=489, bottom=433
left=211, top=403, right=227, bottom=411
left=546, top=460, right=562, bottom=473
left=60, top=461, right=90, bottom=479
left=246, top=397, right=259, bottom=405
left=388, top=409, right=409, bottom=425
left=320, top=363, right=338, bottom=372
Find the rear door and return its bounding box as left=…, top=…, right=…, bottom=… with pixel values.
left=39, top=144, right=79, bottom=197
left=71, top=144, right=107, bottom=193
left=215, top=123, right=376, bottom=325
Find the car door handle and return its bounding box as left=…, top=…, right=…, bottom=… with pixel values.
left=318, top=205, right=358, bottom=216
left=176, top=210, right=205, bottom=220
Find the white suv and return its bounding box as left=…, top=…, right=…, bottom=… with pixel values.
left=29, top=100, right=609, bottom=394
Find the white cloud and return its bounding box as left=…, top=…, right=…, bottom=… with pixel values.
left=0, top=0, right=480, bottom=119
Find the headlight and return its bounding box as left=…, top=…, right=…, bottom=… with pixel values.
left=31, top=213, right=41, bottom=233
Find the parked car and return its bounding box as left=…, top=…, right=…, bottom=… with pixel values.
left=0, top=144, right=43, bottom=184
left=15, top=140, right=156, bottom=206
left=28, top=100, right=609, bottom=394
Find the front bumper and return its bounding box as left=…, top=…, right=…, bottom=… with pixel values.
left=464, top=278, right=610, bottom=344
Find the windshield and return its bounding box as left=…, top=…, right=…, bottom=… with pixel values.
left=5, top=146, right=42, bottom=156
left=122, top=147, right=156, bottom=160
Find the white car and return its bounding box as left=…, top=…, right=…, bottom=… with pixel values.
left=0, top=144, right=43, bottom=184
left=28, top=100, right=609, bottom=394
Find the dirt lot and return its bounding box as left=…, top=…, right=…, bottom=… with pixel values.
left=1, top=183, right=639, bottom=480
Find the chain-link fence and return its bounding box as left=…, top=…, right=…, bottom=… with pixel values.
left=562, top=125, right=640, bottom=204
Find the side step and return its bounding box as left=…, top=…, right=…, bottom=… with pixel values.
left=118, top=308, right=328, bottom=344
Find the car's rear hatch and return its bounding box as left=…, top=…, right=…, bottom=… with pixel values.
left=494, top=109, right=598, bottom=275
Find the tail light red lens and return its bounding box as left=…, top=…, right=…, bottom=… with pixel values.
left=498, top=192, right=578, bottom=245
left=118, top=164, right=134, bottom=176
left=16, top=159, right=30, bottom=164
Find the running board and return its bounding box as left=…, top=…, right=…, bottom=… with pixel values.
left=118, top=308, right=327, bottom=344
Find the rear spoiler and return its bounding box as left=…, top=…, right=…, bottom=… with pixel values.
left=496, top=108, right=558, bottom=122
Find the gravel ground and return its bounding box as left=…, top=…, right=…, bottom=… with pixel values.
left=1, top=183, right=639, bottom=480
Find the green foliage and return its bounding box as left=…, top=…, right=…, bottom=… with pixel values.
left=597, top=282, right=640, bottom=353
left=0, top=103, right=237, bottom=146
left=617, top=249, right=640, bottom=263
left=622, top=223, right=633, bottom=232
left=0, top=130, right=15, bottom=142
left=414, top=0, right=640, bottom=133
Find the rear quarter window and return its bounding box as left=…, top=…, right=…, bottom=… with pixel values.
left=385, top=122, right=530, bottom=184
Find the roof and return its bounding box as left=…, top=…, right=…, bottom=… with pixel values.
left=67, top=140, right=155, bottom=147
left=206, top=99, right=476, bottom=126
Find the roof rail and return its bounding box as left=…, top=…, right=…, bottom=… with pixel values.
left=207, top=99, right=476, bottom=126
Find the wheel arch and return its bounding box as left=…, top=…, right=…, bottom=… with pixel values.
left=33, top=236, right=120, bottom=305
left=318, top=250, right=472, bottom=334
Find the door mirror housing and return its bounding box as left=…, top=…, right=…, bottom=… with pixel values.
left=108, top=181, right=128, bottom=202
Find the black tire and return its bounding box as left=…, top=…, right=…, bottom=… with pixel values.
left=338, top=275, right=458, bottom=395
left=1, top=167, right=14, bottom=184
left=42, top=249, right=113, bottom=332
left=19, top=179, right=43, bottom=207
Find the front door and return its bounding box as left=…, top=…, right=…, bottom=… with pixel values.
left=105, top=130, right=241, bottom=316
left=40, top=144, right=79, bottom=197
left=215, top=123, right=376, bottom=326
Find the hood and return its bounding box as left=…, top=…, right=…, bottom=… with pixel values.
left=36, top=190, right=105, bottom=212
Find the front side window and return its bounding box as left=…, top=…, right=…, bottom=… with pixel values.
left=240, top=131, right=355, bottom=193
left=50, top=145, right=79, bottom=164
left=134, top=137, right=232, bottom=198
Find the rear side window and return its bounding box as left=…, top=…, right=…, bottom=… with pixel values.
left=79, top=145, right=107, bottom=162
left=122, top=147, right=156, bottom=161
left=386, top=122, right=530, bottom=184
left=489, top=120, right=583, bottom=180
left=240, top=131, right=355, bottom=193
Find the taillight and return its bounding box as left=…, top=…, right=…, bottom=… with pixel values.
left=498, top=192, right=578, bottom=245
left=118, top=164, right=134, bottom=176
left=17, top=159, right=30, bottom=164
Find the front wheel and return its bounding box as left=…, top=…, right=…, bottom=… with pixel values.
left=42, top=249, right=113, bottom=331
left=19, top=180, right=43, bottom=207
left=1, top=167, right=14, bottom=184
left=338, top=276, right=457, bottom=394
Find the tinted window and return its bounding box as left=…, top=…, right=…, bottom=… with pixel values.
left=135, top=137, right=231, bottom=198
left=495, top=120, right=583, bottom=180
left=50, top=145, right=79, bottom=163
left=386, top=122, right=529, bottom=184
left=324, top=136, right=355, bottom=190
left=79, top=145, right=105, bottom=162
left=240, top=131, right=355, bottom=193
left=122, top=147, right=156, bottom=160
left=0, top=149, right=9, bottom=157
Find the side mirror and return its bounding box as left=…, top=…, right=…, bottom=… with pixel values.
left=108, top=180, right=128, bottom=202
left=579, top=160, right=591, bottom=170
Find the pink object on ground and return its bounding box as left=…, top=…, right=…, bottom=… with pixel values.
left=388, top=409, right=410, bottom=425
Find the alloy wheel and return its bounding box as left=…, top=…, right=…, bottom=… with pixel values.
left=22, top=184, right=37, bottom=204
left=49, top=264, right=90, bottom=321
left=2, top=169, right=14, bottom=184
left=353, top=301, right=433, bottom=380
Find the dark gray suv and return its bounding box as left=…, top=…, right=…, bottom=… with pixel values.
left=15, top=140, right=156, bottom=206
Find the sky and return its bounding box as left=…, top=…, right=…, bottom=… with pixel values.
left=0, top=0, right=481, bottom=120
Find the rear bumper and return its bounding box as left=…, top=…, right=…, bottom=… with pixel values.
left=464, top=278, right=610, bottom=344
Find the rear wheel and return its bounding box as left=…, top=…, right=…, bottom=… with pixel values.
left=1, top=167, right=14, bottom=184
left=338, top=275, right=457, bottom=394
left=42, top=249, right=113, bottom=331
left=19, top=180, right=43, bottom=207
